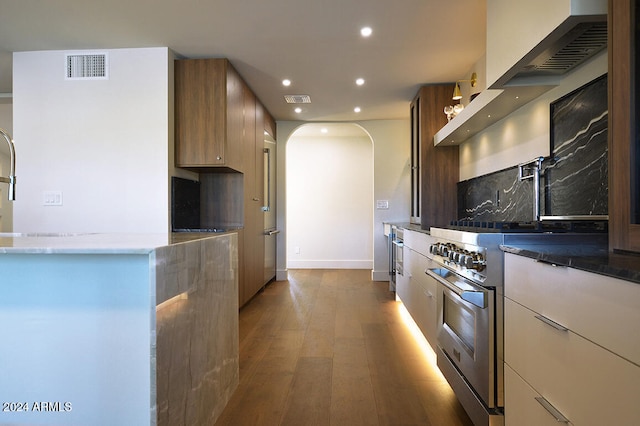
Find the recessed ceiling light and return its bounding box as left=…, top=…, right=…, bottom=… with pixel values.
left=356, top=78, right=365, bottom=86
left=282, top=79, right=291, bottom=86
left=294, top=107, right=302, bottom=114
left=360, top=27, right=372, bottom=37
left=354, top=106, right=361, bottom=113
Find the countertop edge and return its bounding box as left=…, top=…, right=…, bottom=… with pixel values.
left=0, top=231, right=239, bottom=254
left=500, top=244, right=640, bottom=285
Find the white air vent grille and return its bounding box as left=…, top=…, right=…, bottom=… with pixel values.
left=284, top=94, right=311, bottom=104
left=66, top=53, right=108, bottom=79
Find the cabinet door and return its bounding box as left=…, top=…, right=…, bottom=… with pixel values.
left=609, top=0, right=640, bottom=252
left=175, top=59, right=227, bottom=167
left=504, top=364, right=574, bottom=426
left=504, top=253, right=640, bottom=365
left=505, top=298, right=640, bottom=425
left=413, top=84, right=458, bottom=229
left=408, top=249, right=438, bottom=350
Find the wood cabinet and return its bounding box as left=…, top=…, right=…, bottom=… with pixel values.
left=410, top=85, right=459, bottom=229
left=175, top=58, right=276, bottom=307
left=503, top=253, right=640, bottom=425
left=609, top=0, right=640, bottom=252
left=175, top=58, right=245, bottom=171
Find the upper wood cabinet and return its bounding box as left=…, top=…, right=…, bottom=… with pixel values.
left=609, top=0, right=640, bottom=252
left=175, top=58, right=245, bottom=171
left=411, top=84, right=459, bottom=229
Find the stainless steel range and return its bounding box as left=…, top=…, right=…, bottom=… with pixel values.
left=427, top=222, right=607, bottom=426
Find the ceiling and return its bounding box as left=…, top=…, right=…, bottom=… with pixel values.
left=0, top=0, right=486, bottom=122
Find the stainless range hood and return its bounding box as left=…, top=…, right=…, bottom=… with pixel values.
left=486, top=0, right=608, bottom=89
left=492, top=18, right=607, bottom=88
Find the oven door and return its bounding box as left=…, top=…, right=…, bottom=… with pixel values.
left=427, top=267, right=496, bottom=408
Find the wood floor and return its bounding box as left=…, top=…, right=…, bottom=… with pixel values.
left=215, top=269, right=473, bottom=426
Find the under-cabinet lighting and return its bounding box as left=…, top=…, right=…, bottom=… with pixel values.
left=156, top=291, right=189, bottom=311
left=321, top=128, right=328, bottom=134
left=294, top=107, right=302, bottom=113
left=397, top=300, right=443, bottom=377
left=356, top=78, right=365, bottom=86
left=282, top=79, right=291, bottom=86
left=354, top=106, right=361, bottom=113
left=360, top=26, right=372, bottom=37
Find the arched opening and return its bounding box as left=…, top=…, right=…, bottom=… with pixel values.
left=286, top=123, right=374, bottom=269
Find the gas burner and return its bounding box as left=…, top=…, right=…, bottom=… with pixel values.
left=449, top=219, right=608, bottom=233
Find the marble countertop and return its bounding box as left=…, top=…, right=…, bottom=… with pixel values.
left=0, top=231, right=237, bottom=254
left=501, top=241, right=640, bottom=285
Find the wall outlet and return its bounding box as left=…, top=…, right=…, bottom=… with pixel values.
left=294, top=246, right=300, bottom=254
left=43, top=191, right=63, bottom=206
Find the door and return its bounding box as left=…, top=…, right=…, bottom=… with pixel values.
left=263, top=134, right=277, bottom=284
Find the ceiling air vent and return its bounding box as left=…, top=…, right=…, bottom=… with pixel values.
left=284, top=95, right=311, bottom=104
left=65, top=53, right=109, bottom=80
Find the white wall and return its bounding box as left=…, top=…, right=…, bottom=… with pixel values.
left=460, top=50, right=608, bottom=180
left=287, top=125, right=373, bottom=269
left=13, top=47, right=173, bottom=233
left=277, top=120, right=410, bottom=281
left=0, top=102, right=13, bottom=231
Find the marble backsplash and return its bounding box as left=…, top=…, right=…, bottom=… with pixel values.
left=458, top=74, right=608, bottom=222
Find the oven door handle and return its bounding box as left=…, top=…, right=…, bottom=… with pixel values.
left=426, top=268, right=488, bottom=309
left=392, top=240, right=404, bottom=248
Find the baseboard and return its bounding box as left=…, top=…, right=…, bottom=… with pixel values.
left=371, top=270, right=392, bottom=282
left=276, top=269, right=288, bottom=281
left=286, top=260, right=373, bottom=269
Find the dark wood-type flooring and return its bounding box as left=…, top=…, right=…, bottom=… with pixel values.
left=215, top=269, right=473, bottom=426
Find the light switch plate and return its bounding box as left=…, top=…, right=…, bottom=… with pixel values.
left=43, top=191, right=63, bottom=206
left=376, top=200, right=389, bottom=209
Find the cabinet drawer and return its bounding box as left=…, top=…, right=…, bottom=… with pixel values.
left=402, top=229, right=434, bottom=257
left=505, top=364, right=574, bottom=426
left=504, top=253, right=640, bottom=364
left=505, top=298, right=640, bottom=425
left=397, top=248, right=438, bottom=351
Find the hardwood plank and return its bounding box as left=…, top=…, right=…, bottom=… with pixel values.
left=330, top=337, right=379, bottom=425
left=281, top=357, right=333, bottom=426
left=215, top=270, right=473, bottom=426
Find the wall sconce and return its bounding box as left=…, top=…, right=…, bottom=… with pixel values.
left=452, top=72, right=478, bottom=100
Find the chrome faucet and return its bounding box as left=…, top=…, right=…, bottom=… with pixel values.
left=0, top=128, right=16, bottom=201
left=518, top=157, right=544, bottom=221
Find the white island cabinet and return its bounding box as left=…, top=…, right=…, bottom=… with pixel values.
left=0, top=232, right=239, bottom=426
left=503, top=252, right=640, bottom=426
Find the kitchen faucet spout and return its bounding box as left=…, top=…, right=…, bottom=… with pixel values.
left=0, top=128, right=16, bottom=201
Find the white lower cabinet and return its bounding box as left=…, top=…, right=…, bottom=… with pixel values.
left=504, top=253, right=640, bottom=425
left=504, top=364, right=574, bottom=426
left=396, top=229, right=438, bottom=351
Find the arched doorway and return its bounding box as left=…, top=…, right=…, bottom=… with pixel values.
left=286, top=123, right=374, bottom=269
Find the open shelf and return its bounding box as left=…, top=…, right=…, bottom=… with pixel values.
left=433, top=84, right=556, bottom=146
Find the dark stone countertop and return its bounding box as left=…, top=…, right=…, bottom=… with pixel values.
left=500, top=240, right=640, bottom=285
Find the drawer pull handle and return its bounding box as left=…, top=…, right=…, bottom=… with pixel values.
left=535, top=315, right=569, bottom=331
left=534, top=258, right=564, bottom=268
left=424, top=290, right=433, bottom=299
left=534, top=315, right=569, bottom=332
left=535, top=396, right=570, bottom=423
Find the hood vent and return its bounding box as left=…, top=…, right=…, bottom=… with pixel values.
left=517, top=22, right=607, bottom=77
left=495, top=19, right=607, bottom=87
left=66, top=53, right=109, bottom=80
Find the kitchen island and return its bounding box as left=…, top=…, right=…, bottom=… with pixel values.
left=0, top=232, right=239, bottom=426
